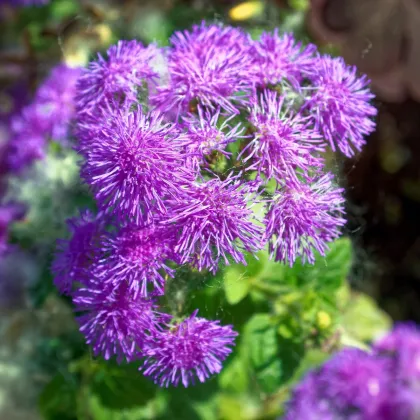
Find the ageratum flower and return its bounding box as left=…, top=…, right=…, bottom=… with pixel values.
left=81, top=107, right=190, bottom=221
left=181, top=106, right=245, bottom=172
left=166, top=175, right=263, bottom=273
left=284, top=349, right=391, bottom=420
left=241, top=90, right=324, bottom=184
left=152, top=22, right=254, bottom=115
left=142, top=310, right=237, bottom=387
left=265, top=173, right=345, bottom=266
left=305, top=56, right=377, bottom=157
left=76, top=40, right=158, bottom=112
left=95, top=222, right=178, bottom=297
left=52, top=210, right=102, bottom=295
left=35, top=64, right=82, bottom=141
left=6, top=104, right=48, bottom=172
left=74, top=281, right=169, bottom=363
left=250, top=31, right=317, bottom=89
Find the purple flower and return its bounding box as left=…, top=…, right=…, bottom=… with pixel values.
left=76, top=40, right=158, bottom=112
left=240, top=90, right=324, bottom=183
left=52, top=210, right=103, bottom=295
left=250, top=31, right=317, bottom=89
left=74, top=281, right=168, bottom=363
left=319, top=348, right=391, bottom=415
left=1, top=0, right=49, bottom=7
left=94, top=222, right=178, bottom=297
left=166, top=175, right=263, bottom=273
left=181, top=106, right=245, bottom=172
left=142, top=310, right=237, bottom=387
left=265, top=173, right=345, bottom=266
left=151, top=22, right=254, bottom=115
left=305, top=56, right=377, bottom=157
left=374, top=324, right=420, bottom=384
left=35, top=64, right=82, bottom=141
left=81, top=106, right=190, bottom=221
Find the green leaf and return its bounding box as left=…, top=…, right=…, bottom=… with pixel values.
left=219, top=356, right=249, bottom=393
left=341, top=292, right=392, bottom=343
left=90, top=362, right=157, bottom=410
left=39, top=373, right=78, bottom=420
left=224, top=266, right=251, bottom=304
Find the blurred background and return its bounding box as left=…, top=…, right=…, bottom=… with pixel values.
left=1, top=0, right=419, bottom=419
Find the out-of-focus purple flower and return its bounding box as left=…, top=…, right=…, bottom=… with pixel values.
left=166, top=175, right=263, bottom=273
left=95, top=222, right=178, bottom=298
left=181, top=106, right=245, bottom=172
left=250, top=31, right=317, bottom=89
left=76, top=40, right=158, bottom=112
left=142, top=310, right=237, bottom=387
left=6, top=103, right=49, bottom=172
left=1, top=0, right=49, bottom=7
left=151, top=22, right=254, bottom=116
left=319, top=348, right=391, bottom=415
left=35, top=64, right=82, bottom=141
left=265, top=173, right=345, bottom=266
left=81, top=107, right=189, bottom=221
left=73, top=281, right=168, bottom=363
left=374, top=324, right=420, bottom=383
left=241, top=90, right=324, bottom=183
left=305, top=56, right=377, bottom=157
left=52, top=210, right=103, bottom=295
left=0, top=204, right=25, bottom=256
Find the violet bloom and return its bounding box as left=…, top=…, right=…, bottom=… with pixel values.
left=1, top=0, right=49, bottom=6
left=81, top=107, right=189, bottom=221
left=74, top=281, right=168, bottom=363
left=142, top=310, right=237, bottom=387
left=52, top=210, right=102, bottom=295
left=95, top=222, right=178, bottom=297
left=250, top=31, right=317, bottom=89
left=241, top=90, right=324, bottom=184
left=305, top=56, right=377, bottom=157
left=167, top=175, right=263, bottom=273
left=284, top=349, right=391, bottom=420
left=76, top=40, right=158, bottom=112
left=265, top=173, right=345, bottom=266
left=6, top=103, right=48, bottom=172
left=35, top=64, right=82, bottom=141
left=152, top=22, right=254, bottom=115
left=182, top=106, right=245, bottom=172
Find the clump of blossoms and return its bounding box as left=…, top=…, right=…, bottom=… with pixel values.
left=283, top=324, right=420, bottom=420
left=0, top=64, right=80, bottom=257
left=53, top=22, right=377, bottom=387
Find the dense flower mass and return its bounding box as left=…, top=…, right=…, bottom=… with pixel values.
left=283, top=324, right=420, bottom=420
left=305, top=56, right=377, bottom=157
left=51, top=22, right=377, bottom=387
left=142, top=310, right=237, bottom=387
left=76, top=40, right=158, bottom=112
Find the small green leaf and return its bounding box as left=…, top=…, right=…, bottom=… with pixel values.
left=224, top=266, right=251, bottom=304
left=219, top=356, right=249, bottom=393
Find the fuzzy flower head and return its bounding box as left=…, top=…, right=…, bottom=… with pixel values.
left=242, top=90, right=324, bottom=184
left=374, top=324, right=420, bottom=385
left=74, top=281, right=169, bottom=363
left=251, top=31, right=317, bottom=89
left=306, top=56, right=377, bottom=157
left=95, top=222, right=178, bottom=297
left=182, top=106, right=245, bottom=172
left=167, top=175, right=263, bottom=273
left=152, top=22, right=254, bottom=116
left=81, top=107, right=189, bottom=221
left=265, top=173, right=346, bottom=266
left=52, top=210, right=102, bottom=295
left=142, top=310, right=237, bottom=387
left=76, top=40, right=158, bottom=112
left=35, top=64, right=82, bottom=141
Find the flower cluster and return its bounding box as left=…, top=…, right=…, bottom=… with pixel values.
left=283, top=324, right=420, bottom=420
left=53, top=22, right=376, bottom=386
left=0, top=64, right=81, bottom=257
